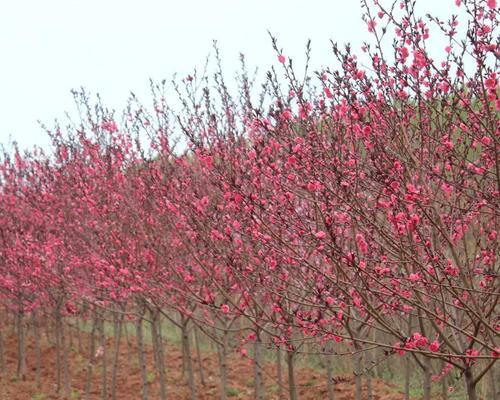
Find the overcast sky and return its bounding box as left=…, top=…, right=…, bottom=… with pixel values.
left=0, top=0, right=462, bottom=150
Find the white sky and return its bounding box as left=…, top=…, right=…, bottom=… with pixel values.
left=0, top=0, right=461, bottom=150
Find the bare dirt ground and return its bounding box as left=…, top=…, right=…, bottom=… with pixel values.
left=0, top=331, right=407, bottom=400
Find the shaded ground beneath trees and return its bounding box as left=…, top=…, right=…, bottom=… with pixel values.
left=0, top=330, right=408, bottom=400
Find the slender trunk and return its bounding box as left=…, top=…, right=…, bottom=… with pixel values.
left=422, top=356, right=432, bottom=400
left=69, top=318, right=74, bottom=349
left=182, top=318, right=198, bottom=400
left=286, top=350, right=298, bottom=400
left=277, top=347, right=284, bottom=400
left=84, top=316, right=98, bottom=400
left=404, top=353, right=411, bottom=400
left=31, top=311, right=40, bottom=389
left=55, top=312, right=61, bottom=394
left=136, top=314, right=149, bottom=400
left=194, top=325, right=206, bottom=386
left=0, top=326, right=4, bottom=374
left=44, top=314, right=53, bottom=345
left=373, top=331, right=381, bottom=379
left=489, top=366, right=498, bottom=400
left=463, top=369, right=477, bottom=400
left=76, top=317, right=83, bottom=355
left=150, top=312, right=159, bottom=370
left=111, top=313, right=123, bottom=400
left=61, top=313, right=71, bottom=397
left=16, top=311, right=26, bottom=381
left=0, top=322, right=4, bottom=400
left=55, top=306, right=71, bottom=397
left=253, top=330, right=264, bottom=400
left=181, top=327, right=186, bottom=378
left=151, top=309, right=167, bottom=400
left=366, top=346, right=373, bottom=400
left=219, top=330, right=228, bottom=400
left=325, top=342, right=335, bottom=400
left=354, top=348, right=362, bottom=400
left=123, top=320, right=132, bottom=365
left=99, top=316, right=108, bottom=400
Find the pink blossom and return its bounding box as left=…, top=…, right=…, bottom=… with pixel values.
left=315, top=230, right=326, bottom=240
left=282, top=109, right=293, bottom=120
left=101, top=120, right=118, bottom=133
left=429, top=340, right=440, bottom=352
left=356, top=233, right=368, bottom=254
left=485, top=74, right=497, bottom=90
left=367, top=19, right=377, bottom=33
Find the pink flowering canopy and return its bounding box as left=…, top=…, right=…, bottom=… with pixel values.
left=0, top=1, right=497, bottom=399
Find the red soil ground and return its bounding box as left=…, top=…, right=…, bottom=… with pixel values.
left=0, top=331, right=407, bottom=400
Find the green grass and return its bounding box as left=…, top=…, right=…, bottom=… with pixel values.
left=380, top=368, right=468, bottom=400
left=146, top=371, right=156, bottom=384
left=75, top=317, right=183, bottom=347
left=226, top=387, right=240, bottom=397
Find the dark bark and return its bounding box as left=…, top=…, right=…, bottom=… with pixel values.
left=16, top=311, right=26, bottom=381
left=136, top=313, right=149, bottom=400
left=286, top=350, right=298, bottom=400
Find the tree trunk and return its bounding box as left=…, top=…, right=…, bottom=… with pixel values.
left=404, top=353, right=411, bottom=400
left=55, top=311, right=62, bottom=394
left=325, top=342, right=335, bottom=400
left=151, top=309, right=167, bottom=400
left=123, top=320, right=132, bottom=365
left=182, top=317, right=197, bottom=400
left=84, top=316, right=98, bottom=400
left=488, top=366, right=498, bottom=400
left=0, top=326, right=5, bottom=374
left=422, top=356, right=432, bottom=400
left=136, top=314, right=149, bottom=400
left=463, top=369, right=477, bottom=400
left=354, top=349, right=362, bottom=400
left=277, top=347, right=284, bottom=400
left=61, top=313, right=71, bottom=397
left=33, top=312, right=41, bottom=389
left=99, top=316, right=108, bottom=400
left=286, top=350, right=299, bottom=400
left=253, top=330, right=264, bottom=400
left=215, top=318, right=227, bottom=400
left=76, top=317, right=83, bottom=354
left=366, top=347, right=373, bottom=400
left=194, top=325, right=206, bottom=386
left=111, top=313, right=123, bottom=400
left=16, top=311, right=26, bottom=381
